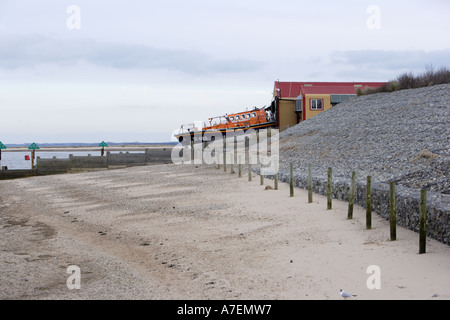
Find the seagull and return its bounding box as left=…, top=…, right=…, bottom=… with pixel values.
left=340, top=289, right=357, bottom=300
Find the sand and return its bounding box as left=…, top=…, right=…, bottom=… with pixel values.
left=0, top=163, right=449, bottom=300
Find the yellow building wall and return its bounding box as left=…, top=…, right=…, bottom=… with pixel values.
left=278, top=99, right=297, bottom=131
left=304, top=94, right=332, bottom=121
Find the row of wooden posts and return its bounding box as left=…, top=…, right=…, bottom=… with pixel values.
left=218, top=160, right=428, bottom=254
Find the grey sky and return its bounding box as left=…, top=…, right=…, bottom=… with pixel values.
left=0, top=0, right=449, bottom=143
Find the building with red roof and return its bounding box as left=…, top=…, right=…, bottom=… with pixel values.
left=272, top=81, right=387, bottom=131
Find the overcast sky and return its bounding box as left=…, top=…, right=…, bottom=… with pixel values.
left=1, top=0, right=449, bottom=144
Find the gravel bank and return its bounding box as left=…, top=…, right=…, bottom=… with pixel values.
left=277, top=84, right=449, bottom=244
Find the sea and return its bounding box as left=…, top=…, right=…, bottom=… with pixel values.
left=1, top=150, right=142, bottom=170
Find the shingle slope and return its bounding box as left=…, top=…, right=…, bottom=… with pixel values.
left=279, top=83, right=450, bottom=194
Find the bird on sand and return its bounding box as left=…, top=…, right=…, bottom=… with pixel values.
left=340, top=289, right=357, bottom=300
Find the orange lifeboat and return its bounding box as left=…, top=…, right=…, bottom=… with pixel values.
left=174, top=106, right=276, bottom=144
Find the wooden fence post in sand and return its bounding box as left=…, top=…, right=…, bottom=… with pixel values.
left=366, top=176, right=372, bottom=230
left=274, top=171, right=278, bottom=190
left=327, top=167, right=332, bottom=210
left=223, top=138, right=226, bottom=172
left=419, top=189, right=427, bottom=254
left=308, top=165, right=313, bottom=203
left=217, top=152, right=221, bottom=169
left=290, top=163, right=294, bottom=197
left=238, top=156, right=242, bottom=178
left=273, top=159, right=278, bottom=190
left=231, top=136, right=237, bottom=175
left=390, top=181, right=397, bottom=241
left=260, top=165, right=264, bottom=185
left=223, top=154, right=226, bottom=173
left=348, top=171, right=356, bottom=219
left=248, top=163, right=252, bottom=182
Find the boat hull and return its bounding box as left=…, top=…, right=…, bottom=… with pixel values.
left=175, top=122, right=277, bottom=145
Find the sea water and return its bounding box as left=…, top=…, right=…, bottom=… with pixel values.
left=1, top=151, right=103, bottom=169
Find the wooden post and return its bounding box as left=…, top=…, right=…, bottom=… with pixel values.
left=348, top=172, right=356, bottom=219
left=290, top=163, right=294, bottom=197
left=366, top=176, right=372, bottom=230
left=190, top=139, right=194, bottom=161
left=327, top=167, right=332, bottom=210
left=217, top=151, right=221, bottom=169
left=390, top=181, right=397, bottom=241
left=308, top=165, right=313, bottom=203
left=274, top=172, right=278, bottom=190
left=31, top=149, right=35, bottom=169
left=28, top=143, right=39, bottom=169
left=274, top=159, right=278, bottom=190
left=248, top=163, right=252, bottom=182
left=231, top=136, right=236, bottom=174
left=245, top=136, right=249, bottom=166
left=419, top=189, right=427, bottom=254
left=223, top=137, right=226, bottom=172
left=260, top=166, right=264, bottom=185
left=238, top=156, right=242, bottom=178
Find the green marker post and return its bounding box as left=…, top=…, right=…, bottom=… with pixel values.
left=28, top=142, right=40, bottom=169
left=99, top=141, right=108, bottom=157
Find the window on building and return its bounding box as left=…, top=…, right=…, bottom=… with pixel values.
left=251, top=112, right=257, bottom=117
left=295, top=100, right=302, bottom=112
left=235, top=115, right=240, bottom=120
left=310, top=99, right=323, bottom=110
left=229, top=116, right=234, bottom=121
left=246, top=113, right=251, bottom=119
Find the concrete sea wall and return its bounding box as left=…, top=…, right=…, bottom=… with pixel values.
left=0, top=148, right=173, bottom=179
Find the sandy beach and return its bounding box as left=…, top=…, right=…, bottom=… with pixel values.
left=0, top=163, right=449, bottom=300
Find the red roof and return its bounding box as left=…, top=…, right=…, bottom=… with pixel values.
left=300, top=86, right=363, bottom=95
left=274, top=81, right=387, bottom=98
